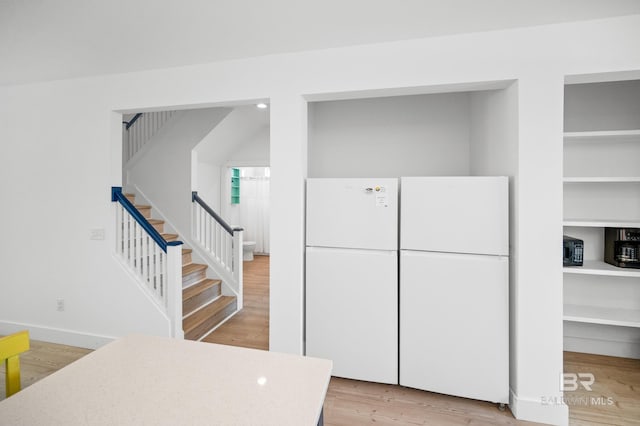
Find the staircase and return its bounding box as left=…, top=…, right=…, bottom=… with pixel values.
left=124, top=193, right=237, bottom=341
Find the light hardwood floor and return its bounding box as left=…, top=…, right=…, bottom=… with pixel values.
left=3, top=256, right=639, bottom=425
left=0, top=338, right=92, bottom=402
left=202, top=254, right=270, bottom=350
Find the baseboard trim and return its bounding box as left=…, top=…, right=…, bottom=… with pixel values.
left=509, top=387, right=569, bottom=426
left=0, top=321, right=114, bottom=350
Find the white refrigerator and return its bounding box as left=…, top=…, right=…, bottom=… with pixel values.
left=399, top=176, right=510, bottom=404
left=305, top=178, right=398, bottom=384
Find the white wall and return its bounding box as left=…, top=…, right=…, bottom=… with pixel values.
left=564, top=80, right=640, bottom=131
left=194, top=105, right=270, bottom=218
left=469, top=83, right=523, bottom=404
left=227, top=126, right=270, bottom=166
left=2, top=15, right=640, bottom=425
left=308, top=93, right=470, bottom=177
left=220, top=127, right=270, bottom=226
left=127, top=108, right=231, bottom=238
left=195, top=161, right=221, bottom=213
left=0, top=80, right=173, bottom=348
left=470, top=86, right=519, bottom=178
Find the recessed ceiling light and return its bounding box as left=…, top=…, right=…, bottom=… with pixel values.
left=256, top=103, right=268, bottom=109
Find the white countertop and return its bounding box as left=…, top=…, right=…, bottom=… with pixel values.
left=0, top=334, right=332, bottom=426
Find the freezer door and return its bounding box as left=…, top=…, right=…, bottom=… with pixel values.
left=401, top=176, right=508, bottom=256
left=306, top=178, right=398, bottom=250
left=399, top=250, right=509, bottom=404
left=306, top=246, right=398, bottom=384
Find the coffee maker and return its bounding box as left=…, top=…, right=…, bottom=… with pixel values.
left=604, top=227, right=640, bottom=269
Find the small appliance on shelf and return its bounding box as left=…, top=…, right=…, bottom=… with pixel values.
left=563, top=235, right=584, bottom=266
left=605, top=227, right=640, bottom=268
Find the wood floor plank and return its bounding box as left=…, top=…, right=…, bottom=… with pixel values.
left=563, top=351, right=640, bottom=426
left=0, top=339, right=91, bottom=401
left=201, top=254, right=269, bottom=350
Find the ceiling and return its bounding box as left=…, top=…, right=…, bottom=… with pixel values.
left=1, top=0, right=639, bottom=86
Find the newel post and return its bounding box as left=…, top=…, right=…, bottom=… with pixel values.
left=233, top=228, right=244, bottom=310
left=166, top=242, right=184, bottom=339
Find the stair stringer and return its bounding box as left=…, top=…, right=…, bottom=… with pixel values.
left=111, top=252, right=174, bottom=335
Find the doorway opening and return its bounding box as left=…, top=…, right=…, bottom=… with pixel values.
left=119, top=102, right=271, bottom=349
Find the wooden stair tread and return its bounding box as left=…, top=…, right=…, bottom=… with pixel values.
left=134, top=204, right=151, bottom=209
left=183, top=278, right=221, bottom=300
left=183, top=296, right=236, bottom=333
left=147, top=219, right=164, bottom=224
left=182, top=248, right=192, bottom=254
left=162, top=233, right=179, bottom=241
left=182, top=263, right=207, bottom=276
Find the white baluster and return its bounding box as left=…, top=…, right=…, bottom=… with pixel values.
left=138, top=222, right=144, bottom=273
left=227, top=233, right=233, bottom=271
left=232, top=229, right=243, bottom=309
left=194, top=205, right=198, bottom=243
left=223, top=231, right=229, bottom=268
left=213, top=222, right=218, bottom=260
left=153, top=243, right=160, bottom=292
left=151, top=113, right=156, bottom=142
left=141, top=233, right=148, bottom=284
left=200, top=205, right=205, bottom=247
left=160, top=251, right=166, bottom=299
left=217, top=224, right=222, bottom=263
left=204, top=214, right=209, bottom=251
left=128, top=216, right=135, bottom=269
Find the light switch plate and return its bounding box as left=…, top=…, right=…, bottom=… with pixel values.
left=90, top=228, right=105, bottom=240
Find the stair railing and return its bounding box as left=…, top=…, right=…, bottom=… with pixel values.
left=191, top=192, right=243, bottom=309
left=122, top=111, right=176, bottom=163
left=111, top=187, right=184, bottom=338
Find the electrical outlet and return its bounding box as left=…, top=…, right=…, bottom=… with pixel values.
left=57, top=298, right=65, bottom=312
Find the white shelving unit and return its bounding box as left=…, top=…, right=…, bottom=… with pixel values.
left=562, top=127, right=640, bottom=330
left=563, top=219, right=640, bottom=228
left=564, top=260, right=640, bottom=277
left=564, top=304, right=640, bottom=328
left=562, top=80, right=640, bottom=358
left=564, top=129, right=640, bottom=140
left=563, top=177, right=640, bottom=183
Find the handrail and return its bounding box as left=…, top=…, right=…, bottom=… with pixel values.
left=123, top=113, right=143, bottom=130
left=192, top=191, right=242, bottom=236
left=112, top=187, right=182, bottom=252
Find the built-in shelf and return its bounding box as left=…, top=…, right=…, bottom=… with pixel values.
left=562, top=81, right=640, bottom=358
left=563, top=219, right=640, bottom=228
left=563, top=177, right=640, bottom=183
left=231, top=168, right=240, bottom=204
left=563, top=260, right=640, bottom=278
left=564, top=129, right=640, bottom=141
left=564, top=304, right=640, bottom=328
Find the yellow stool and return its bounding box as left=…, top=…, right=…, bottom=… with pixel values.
left=0, top=330, right=30, bottom=397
